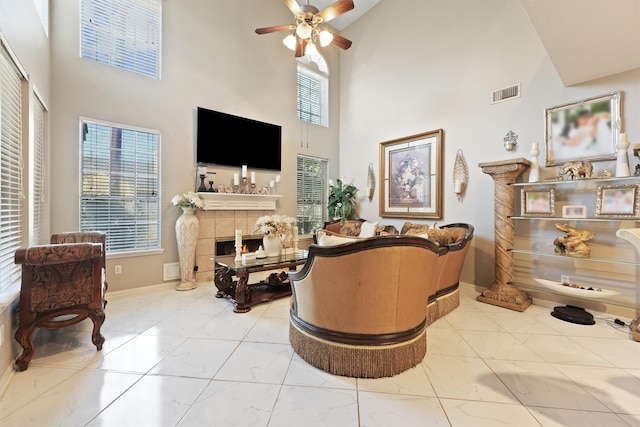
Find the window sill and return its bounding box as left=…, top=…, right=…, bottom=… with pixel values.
left=107, top=248, right=164, bottom=260
left=0, top=283, right=20, bottom=310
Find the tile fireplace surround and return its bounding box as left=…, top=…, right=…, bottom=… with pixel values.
left=194, top=208, right=274, bottom=282
left=193, top=192, right=312, bottom=282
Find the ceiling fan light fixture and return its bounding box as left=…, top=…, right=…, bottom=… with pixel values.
left=295, top=21, right=313, bottom=39
left=319, top=30, right=333, bottom=47
left=305, top=41, right=318, bottom=56
left=283, top=34, right=296, bottom=50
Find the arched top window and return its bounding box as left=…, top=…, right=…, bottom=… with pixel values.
left=297, top=52, right=329, bottom=127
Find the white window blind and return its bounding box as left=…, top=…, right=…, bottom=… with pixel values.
left=80, top=118, right=161, bottom=253
left=30, top=94, right=47, bottom=245
left=0, top=45, right=24, bottom=291
left=80, top=0, right=162, bottom=79
left=297, top=52, right=329, bottom=127
left=296, top=155, right=327, bottom=234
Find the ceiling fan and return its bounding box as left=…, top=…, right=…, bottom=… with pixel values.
left=255, top=0, right=354, bottom=57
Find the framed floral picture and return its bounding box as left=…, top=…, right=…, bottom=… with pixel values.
left=379, top=129, right=443, bottom=219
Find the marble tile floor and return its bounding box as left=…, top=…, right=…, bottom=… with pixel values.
left=1, top=284, right=639, bottom=427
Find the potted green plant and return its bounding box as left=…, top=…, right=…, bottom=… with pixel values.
left=328, top=179, right=358, bottom=220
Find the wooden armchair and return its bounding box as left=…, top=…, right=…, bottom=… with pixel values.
left=13, top=234, right=107, bottom=371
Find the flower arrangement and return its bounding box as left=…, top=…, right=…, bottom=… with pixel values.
left=328, top=178, right=358, bottom=219
left=253, top=214, right=295, bottom=236
left=171, top=191, right=204, bottom=209
left=394, top=157, right=425, bottom=192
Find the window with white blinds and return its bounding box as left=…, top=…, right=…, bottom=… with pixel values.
left=296, top=155, right=327, bottom=234
left=0, top=45, right=24, bottom=291
left=80, top=0, right=162, bottom=79
left=30, top=94, right=47, bottom=245
left=80, top=118, right=161, bottom=253
left=297, top=65, right=328, bottom=127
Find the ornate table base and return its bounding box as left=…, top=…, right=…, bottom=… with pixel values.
left=214, top=267, right=294, bottom=313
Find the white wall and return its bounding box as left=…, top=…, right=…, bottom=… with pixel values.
left=338, top=0, right=640, bottom=287
left=50, top=0, right=341, bottom=290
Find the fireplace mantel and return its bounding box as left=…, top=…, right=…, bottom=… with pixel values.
left=197, top=192, right=282, bottom=210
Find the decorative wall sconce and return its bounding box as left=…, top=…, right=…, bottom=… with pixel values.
left=504, top=130, right=518, bottom=151
left=453, top=149, right=468, bottom=202
left=366, top=163, right=375, bottom=201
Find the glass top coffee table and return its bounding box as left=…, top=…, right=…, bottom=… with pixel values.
left=212, top=250, right=308, bottom=313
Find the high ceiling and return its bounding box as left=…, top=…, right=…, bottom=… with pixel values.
left=520, top=0, right=640, bottom=86
left=321, top=0, right=640, bottom=87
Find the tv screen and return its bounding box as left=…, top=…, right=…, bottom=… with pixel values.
left=196, top=107, right=282, bottom=171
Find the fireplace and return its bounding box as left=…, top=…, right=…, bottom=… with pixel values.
left=215, top=234, right=264, bottom=256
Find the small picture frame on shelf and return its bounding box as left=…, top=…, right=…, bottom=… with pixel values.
left=596, top=184, right=639, bottom=218
left=562, top=205, right=587, bottom=218
left=522, top=189, right=555, bottom=216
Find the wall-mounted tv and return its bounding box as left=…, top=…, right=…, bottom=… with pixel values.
left=196, top=107, right=282, bottom=171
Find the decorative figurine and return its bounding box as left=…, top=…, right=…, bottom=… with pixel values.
left=557, top=160, right=593, bottom=180
left=554, top=223, right=594, bottom=258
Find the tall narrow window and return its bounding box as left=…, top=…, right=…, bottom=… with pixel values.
left=30, top=94, right=47, bottom=245
left=80, top=0, right=162, bottom=79
left=80, top=118, right=161, bottom=253
left=296, top=155, right=327, bottom=234
left=0, top=44, right=25, bottom=291
left=297, top=52, right=329, bottom=127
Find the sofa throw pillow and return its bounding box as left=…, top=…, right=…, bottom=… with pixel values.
left=358, top=221, right=379, bottom=238
left=405, top=227, right=453, bottom=246
left=316, top=230, right=357, bottom=246
left=339, top=221, right=362, bottom=236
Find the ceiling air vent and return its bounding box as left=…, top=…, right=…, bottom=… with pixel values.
left=491, top=83, right=520, bottom=104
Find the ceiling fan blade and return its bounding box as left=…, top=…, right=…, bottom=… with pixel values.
left=331, top=33, right=352, bottom=50
left=316, top=0, right=354, bottom=23
left=295, top=38, right=307, bottom=57
left=283, top=0, right=303, bottom=15
left=255, top=25, right=296, bottom=35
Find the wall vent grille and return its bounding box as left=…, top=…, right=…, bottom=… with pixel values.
left=163, top=262, right=180, bottom=281
left=491, top=83, right=521, bottom=104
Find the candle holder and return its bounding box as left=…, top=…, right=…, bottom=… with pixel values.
left=197, top=174, right=207, bottom=192
left=241, top=178, right=249, bottom=194
left=234, top=185, right=240, bottom=194
left=251, top=183, right=256, bottom=194
left=234, top=244, right=242, bottom=262
left=207, top=172, right=216, bottom=192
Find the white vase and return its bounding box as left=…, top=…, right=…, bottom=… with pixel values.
left=529, top=142, right=540, bottom=182
left=175, top=207, right=199, bottom=291
left=616, top=133, right=631, bottom=177
left=263, top=234, right=281, bottom=257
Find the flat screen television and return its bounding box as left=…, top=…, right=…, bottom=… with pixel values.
left=196, top=107, right=282, bottom=171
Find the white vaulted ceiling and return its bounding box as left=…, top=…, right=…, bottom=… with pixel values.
left=518, top=0, right=640, bottom=86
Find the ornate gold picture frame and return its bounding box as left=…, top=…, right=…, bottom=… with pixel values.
left=521, top=189, right=555, bottom=216
left=596, top=184, right=639, bottom=218
left=379, top=130, right=443, bottom=219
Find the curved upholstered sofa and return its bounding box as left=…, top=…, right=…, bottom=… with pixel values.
left=289, top=223, right=473, bottom=378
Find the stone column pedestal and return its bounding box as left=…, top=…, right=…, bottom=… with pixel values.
left=477, top=158, right=532, bottom=312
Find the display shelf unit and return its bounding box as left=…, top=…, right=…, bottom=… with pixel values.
left=508, top=176, right=640, bottom=312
